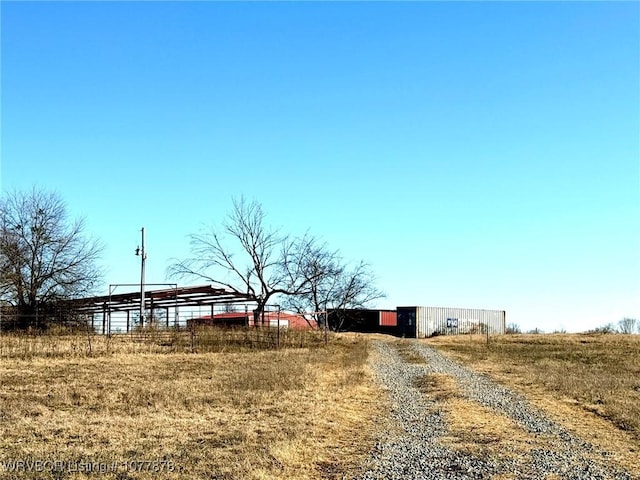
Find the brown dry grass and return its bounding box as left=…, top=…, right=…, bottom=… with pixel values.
left=414, top=371, right=547, bottom=464
left=412, top=358, right=638, bottom=478
left=394, top=342, right=427, bottom=364
left=426, top=333, right=640, bottom=474
left=0, top=332, right=380, bottom=479
left=0, top=327, right=329, bottom=359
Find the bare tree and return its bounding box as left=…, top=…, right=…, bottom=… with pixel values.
left=590, top=323, right=616, bottom=334
left=0, top=188, right=103, bottom=329
left=282, top=238, right=385, bottom=330
left=168, top=197, right=320, bottom=325
left=618, top=317, right=638, bottom=334
left=280, top=235, right=342, bottom=326
left=506, top=322, right=521, bottom=334
left=221, top=302, right=239, bottom=313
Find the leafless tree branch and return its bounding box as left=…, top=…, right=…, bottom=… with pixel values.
left=168, top=197, right=384, bottom=328
left=0, top=187, right=104, bottom=328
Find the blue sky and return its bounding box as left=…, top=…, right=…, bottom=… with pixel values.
left=2, top=1, right=638, bottom=332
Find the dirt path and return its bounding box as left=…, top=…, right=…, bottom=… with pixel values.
left=356, top=340, right=636, bottom=480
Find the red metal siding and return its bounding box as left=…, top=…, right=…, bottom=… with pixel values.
left=246, top=312, right=315, bottom=330
left=188, top=312, right=315, bottom=330
left=283, top=313, right=315, bottom=330
left=379, top=311, right=397, bottom=326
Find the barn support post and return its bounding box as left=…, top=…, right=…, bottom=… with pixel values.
left=107, top=302, right=112, bottom=337
left=126, top=310, right=130, bottom=333
left=173, top=288, right=179, bottom=329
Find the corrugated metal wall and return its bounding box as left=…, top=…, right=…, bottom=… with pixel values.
left=397, top=306, right=506, bottom=338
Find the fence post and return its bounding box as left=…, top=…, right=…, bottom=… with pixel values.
left=276, top=307, right=280, bottom=349
left=324, top=310, right=328, bottom=346
left=86, top=320, right=93, bottom=355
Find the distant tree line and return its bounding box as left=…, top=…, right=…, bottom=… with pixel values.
left=505, top=318, right=640, bottom=335
left=590, top=318, right=640, bottom=335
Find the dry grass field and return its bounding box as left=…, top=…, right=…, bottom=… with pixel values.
left=4, top=330, right=639, bottom=479
left=0, top=330, right=381, bottom=480
left=0, top=326, right=330, bottom=358
left=427, top=333, right=640, bottom=474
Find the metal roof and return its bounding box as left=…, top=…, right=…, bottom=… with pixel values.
left=66, top=285, right=256, bottom=314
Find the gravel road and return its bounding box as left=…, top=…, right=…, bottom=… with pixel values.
left=356, top=340, right=636, bottom=480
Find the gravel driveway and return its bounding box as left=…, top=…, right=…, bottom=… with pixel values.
left=356, top=340, right=635, bottom=480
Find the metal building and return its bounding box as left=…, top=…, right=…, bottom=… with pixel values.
left=327, top=309, right=397, bottom=333
left=396, top=306, right=506, bottom=338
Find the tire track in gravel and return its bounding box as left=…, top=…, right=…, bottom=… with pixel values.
left=356, top=340, right=635, bottom=480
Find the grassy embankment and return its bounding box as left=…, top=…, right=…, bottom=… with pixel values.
left=0, top=329, right=380, bottom=480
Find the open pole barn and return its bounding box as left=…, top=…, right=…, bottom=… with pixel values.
left=66, top=285, right=256, bottom=334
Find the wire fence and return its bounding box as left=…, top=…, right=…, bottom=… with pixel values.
left=0, top=324, right=330, bottom=359
left=0, top=312, right=89, bottom=333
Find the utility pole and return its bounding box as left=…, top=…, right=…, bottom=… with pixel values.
left=135, top=227, right=147, bottom=328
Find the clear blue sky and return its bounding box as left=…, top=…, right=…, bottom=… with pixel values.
left=2, top=1, right=638, bottom=332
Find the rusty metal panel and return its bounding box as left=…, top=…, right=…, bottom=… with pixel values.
left=379, top=310, right=397, bottom=326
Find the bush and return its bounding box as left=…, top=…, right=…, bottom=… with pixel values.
left=527, top=328, right=544, bottom=334
left=506, top=323, right=521, bottom=334
left=587, top=323, right=618, bottom=334
left=618, top=318, right=638, bottom=334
